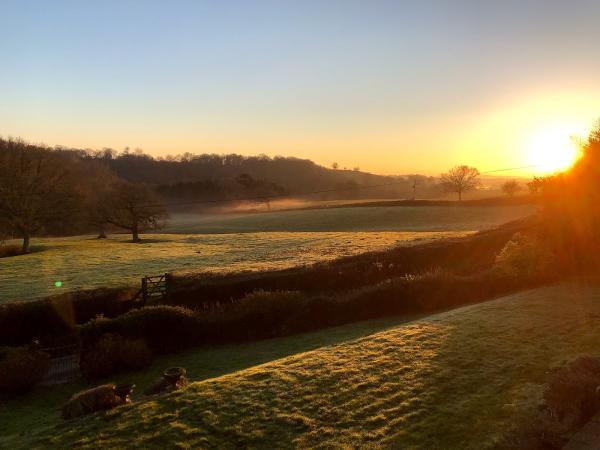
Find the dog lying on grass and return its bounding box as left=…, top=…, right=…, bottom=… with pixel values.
left=144, top=367, right=188, bottom=396
left=62, top=383, right=135, bottom=420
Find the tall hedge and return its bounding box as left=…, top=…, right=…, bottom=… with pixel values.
left=0, top=287, right=137, bottom=346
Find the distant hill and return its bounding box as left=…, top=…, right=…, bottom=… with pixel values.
left=102, top=152, right=441, bottom=201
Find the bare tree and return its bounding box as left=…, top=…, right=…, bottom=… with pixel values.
left=411, top=177, right=418, bottom=200
left=81, top=162, right=120, bottom=239
left=527, top=176, right=554, bottom=195
left=0, top=139, right=79, bottom=253
left=102, top=182, right=168, bottom=242
left=439, top=165, right=481, bottom=201
left=501, top=180, right=522, bottom=197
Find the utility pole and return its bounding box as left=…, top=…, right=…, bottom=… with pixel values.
left=412, top=177, right=417, bottom=200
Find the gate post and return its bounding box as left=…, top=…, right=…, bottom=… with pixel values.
left=141, top=277, right=148, bottom=306
left=165, top=272, right=171, bottom=298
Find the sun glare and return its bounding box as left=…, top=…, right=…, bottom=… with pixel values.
left=527, top=127, right=582, bottom=173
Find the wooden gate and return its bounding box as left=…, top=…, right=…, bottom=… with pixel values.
left=141, top=273, right=170, bottom=304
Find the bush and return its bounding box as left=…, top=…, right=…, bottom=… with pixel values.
left=167, top=221, right=528, bottom=309
left=80, top=333, right=153, bottom=379
left=494, top=232, right=555, bottom=278
left=80, top=306, right=200, bottom=355
left=0, top=346, right=50, bottom=394
left=0, top=244, right=22, bottom=258
left=231, top=290, right=307, bottom=338
left=501, top=356, right=600, bottom=449
left=80, top=333, right=121, bottom=379
left=79, top=268, right=545, bottom=361
left=118, top=338, right=153, bottom=370
left=0, top=287, right=138, bottom=347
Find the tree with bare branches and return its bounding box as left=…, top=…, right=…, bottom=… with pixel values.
left=439, top=165, right=481, bottom=201
left=102, top=182, right=168, bottom=242
left=80, top=162, right=120, bottom=239
left=501, top=180, right=522, bottom=197
left=0, top=139, right=80, bottom=253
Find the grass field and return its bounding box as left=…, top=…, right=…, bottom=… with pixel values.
left=1, top=231, right=469, bottom=303
left=9, top=282, right=600, bottom=449
left=0, top=204, right=534, bottom=303
left=165, top=204, right=535, bottom=233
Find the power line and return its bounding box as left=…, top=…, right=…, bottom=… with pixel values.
left=480, top=165, right=541, bottom=174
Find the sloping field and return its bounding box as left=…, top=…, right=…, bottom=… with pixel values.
left=30, top=283, right=600, bottom=449
left=165, top=204, right=535, bottom=233
left=1, top=231, right=467, bottom=302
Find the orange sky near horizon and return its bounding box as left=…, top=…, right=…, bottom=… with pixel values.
left=3, top=1, right=600, bottom=178
left=7, top=90, right=596, bottom=177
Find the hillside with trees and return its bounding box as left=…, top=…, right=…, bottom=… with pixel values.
left=0, top=138, right=448, bottom=248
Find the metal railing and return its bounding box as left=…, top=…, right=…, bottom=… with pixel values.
left=40, top=344, right=80, bottom=385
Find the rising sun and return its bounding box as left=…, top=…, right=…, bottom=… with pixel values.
left=527, top=127, right=582, bottom=173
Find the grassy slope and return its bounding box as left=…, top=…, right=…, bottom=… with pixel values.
left=23, top=282, right=600, bottom=449
left=0, top=314, right=421, bottom=443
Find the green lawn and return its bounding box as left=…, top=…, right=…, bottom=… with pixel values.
left=8, top=282, right=600, bottom=449
left=0, top=313, right=420, bottom=446
left=1, top=204, right=533, bottom=303
left=164, top=204, right=535, bottom=233
left=0, top=230, right=468, bottom=302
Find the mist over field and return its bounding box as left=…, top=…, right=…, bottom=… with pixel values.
left=0, top=203, right=535, bottom=302
left=4, top=1, right=600, bottom=448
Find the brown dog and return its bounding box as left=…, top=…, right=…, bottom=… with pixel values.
left=62, top=383, right=135, bottom=420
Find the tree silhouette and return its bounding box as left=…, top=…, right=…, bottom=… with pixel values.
left=439, top=165, right=480, bottom=201
left=0, top=139, right=79, bottom=253
left=501, top=180, right=521, bottom=197
left=102, top=182, right=168, bottom=242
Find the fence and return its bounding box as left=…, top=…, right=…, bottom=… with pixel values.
left=40, top=344, right=80, bottom=385
left=138, top=273, right=170, bottom=305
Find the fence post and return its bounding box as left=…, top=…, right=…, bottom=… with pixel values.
left=165, top=272, right=171, bottom=298
left=142, top=277, right=148, bottom=306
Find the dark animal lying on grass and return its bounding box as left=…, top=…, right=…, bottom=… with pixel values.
left=62, top=383, right=135, bottom=420
left=144, top=367, right=188, bottom=396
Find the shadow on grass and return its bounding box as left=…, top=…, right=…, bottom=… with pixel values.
left=0, top=312, right=423, bottom=441
left=0, top=245, right=45, bottom=258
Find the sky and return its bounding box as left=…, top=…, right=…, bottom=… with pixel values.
left=1, top=0, right=600, bottom=175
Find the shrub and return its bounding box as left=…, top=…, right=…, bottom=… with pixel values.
left=80, top=333, right=122, bottom=379
left=501, top=356, right=600, bottom=449
left=80, top=333, right=153, bottom=379
left=167, top=221, right=528, bottom=309
left=0, top=244, right=22, bottom=258
left=494, top=232, right=554, bottom=278
left=79, top=268, right=545, bottom=363
left=118, top=338, right=153, bottom=370
left=231, top=290, right=306, bottom=338
left=0, top=287, right=138, bottom=347
left=0, top=346, right=50, bottom=394
left=80, top=306, right=200, bottom=355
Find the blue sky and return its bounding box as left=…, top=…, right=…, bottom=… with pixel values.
left=1, top=0, right=599, bottom=174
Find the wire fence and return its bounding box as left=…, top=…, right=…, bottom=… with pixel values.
left=40, top=344, right=80, bottom=385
